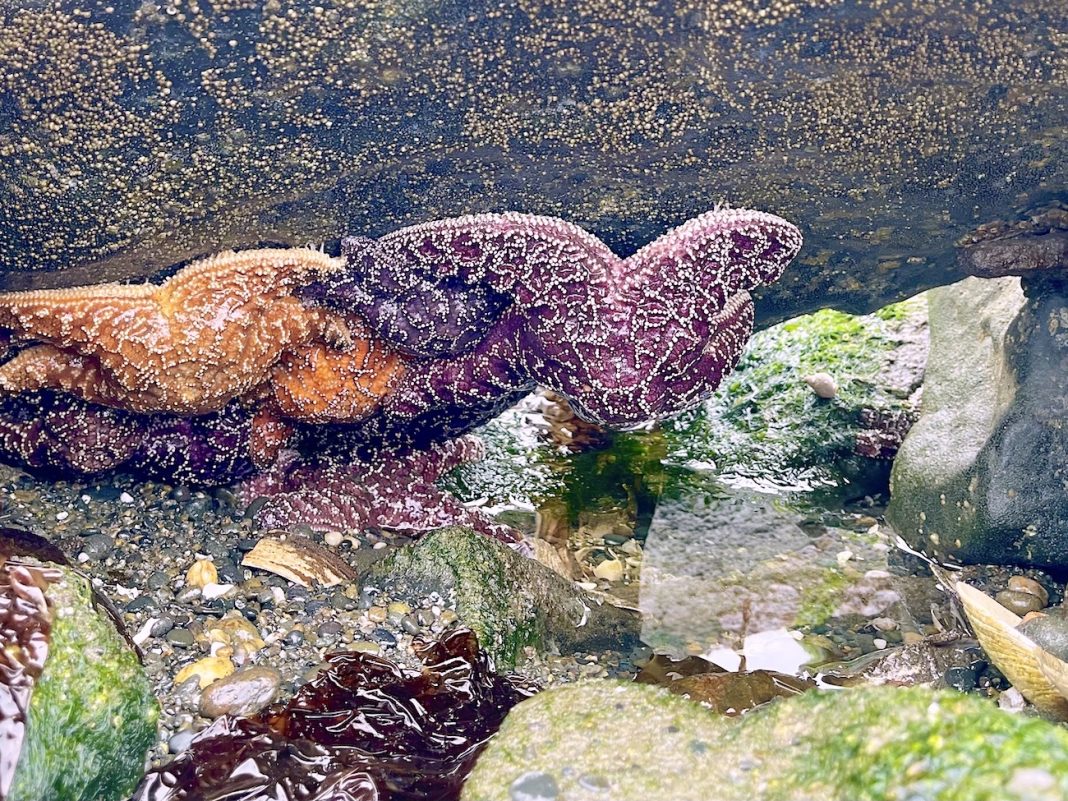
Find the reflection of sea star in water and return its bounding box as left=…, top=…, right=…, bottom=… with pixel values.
left=0, top=248, right=351, bottom=415
left=239, top=436, right=525, bottom=549
left=307, top=208, right=802, bottom=435
left=0, top=392, right=526, bottom=547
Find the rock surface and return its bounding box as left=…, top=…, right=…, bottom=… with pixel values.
left=4, top=537, right=158, bottom=801
left=0, top=2, right=1064, bottom=328
left=889, top=276, right=1068, bottom=566
left=463, top=682, right=1068, bottom=801
left=372, top=527, right=640, bottom=669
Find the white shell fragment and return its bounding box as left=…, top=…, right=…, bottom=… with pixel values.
left=241, top=534, right=357, bottom=588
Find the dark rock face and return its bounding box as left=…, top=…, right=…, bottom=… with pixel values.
left=889, top=275, right=1068, bottom=568
left=0, top=1, right=1064, bottom=326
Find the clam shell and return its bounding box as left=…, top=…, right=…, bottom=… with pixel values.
left=956, top=581, right=1068, bottom=720
left=241, top=534, right=357, bottom=588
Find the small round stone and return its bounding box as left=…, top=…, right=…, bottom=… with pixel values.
left=400, top=615, right=421, bottom=635
left=996, top=589, right=1045, bottom=615
left=166, top=628, right=196, bottom=648
left=415, top=608, right=436, bottom=627
left=372, top=627, right=398, bottom=646
left=198, top=666, right=282, bottom=718
left=80, top=533, right=114, bottom=560
left=167, top=729, right=196, bottom=755
left=510, top=771, right=560, bottom=801
left=284, top=629, right=305, bottom=647
left=151, top=616, right=176, bottom=638
left=367, top=605, right=388, bottom=623
left=1007, top=576, right=1049, bottom=607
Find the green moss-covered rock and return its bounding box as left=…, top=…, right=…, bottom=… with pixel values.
left=9, top=565, right=158, bottom=801
left=463, top=683, right=1068, bottom=801
left=663, top=300, right=924, bottom=497
left=371, top=527, right=639, bottom=669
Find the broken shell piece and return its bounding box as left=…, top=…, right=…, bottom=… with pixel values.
left=1037, top=650, right=1068, bottom=704
left=804, top=372, right=838, bottom=399
left=956, top=581, right=1068, bottom=720
left=242, top=534, right=357, bottom=588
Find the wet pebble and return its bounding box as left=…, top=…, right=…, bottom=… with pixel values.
left=167, top=728, right=196, bottom=755
left=368, top=605, right=388, bottom=623
left=146, top=569, right=171, bottom=590
left=125, top=595, right=157, bottom=614
left=415, top=608, right=436, bottom=627
left=1007, top=575, right=1049, bottom=607
left=284, top=629, right=305, bottom=648
left=198, top=666, right=282, bottom=718
left=401, top=615, right=421, bottom=635
left=372, top=627, right=398, bottom=647
left=167, top=628, right=195, bottom=648
left=996, top=589, right=1045, bottom=615
left=944, top=664, right=982, bottom=692
left=80, top=533, right=114, bottom=560
left=317, top=621, right=343, bottom=645
left=151, top=616, right=176, bottom=638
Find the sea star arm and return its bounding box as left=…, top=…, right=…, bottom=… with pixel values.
left=306, top=214, right=614, bottom=358
left=0, top=344, right=118, bottom=403
left=624, top=208, right=803, bottom=297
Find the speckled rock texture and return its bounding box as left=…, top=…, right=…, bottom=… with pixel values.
left=889, top=276, right=1068, bottom=567
left=0, top=2, right=1064, bottom=327
left=463, top=683, right=1068, bottom=801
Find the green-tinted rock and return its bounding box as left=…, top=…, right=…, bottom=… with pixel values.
left=10, top=566, right=158, bottom=801
left=888, top=277, right=1024, bottom=561
left=371, top=527, right=638, bottom=668
left=888, top=275, right=1068, bottom=567
left=463, top=683, right=1068, bottom=801
left=664, top=300, right=924, bottom=496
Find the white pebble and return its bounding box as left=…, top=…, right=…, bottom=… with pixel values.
left=55, top=511, right=69, bottom=521
left=373, top=541, right=388, bottom=550
left=323, top=531, right=343, bottom=547
left=119, top=491, right=135, bottom=504
left=202, top=582, right=235, bottom=600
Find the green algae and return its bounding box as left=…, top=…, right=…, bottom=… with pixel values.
left=663, top=302, right=919, bottom=498
left=10, top=567, right=158, bottom=801
left=463, top=682, right=1068, bottom=801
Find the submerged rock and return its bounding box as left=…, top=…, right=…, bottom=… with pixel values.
left=463, top=683, right=1068, bottom=801
left=372, top=527, right=640, bottom=669
left=888, top=275, right=1068, bottom=567
left=1, top=529, right=158, bottom=801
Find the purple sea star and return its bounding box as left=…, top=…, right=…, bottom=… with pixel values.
left=308, top=208, right=803, bottom=430
left=238, top=435, right=524, bottom=548
left=0, top=391, right=256, bottom=484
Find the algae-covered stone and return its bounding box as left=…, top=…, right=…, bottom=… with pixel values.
left=664, top=301, right=925, bottom=496
left=372, top=527, right=639, bottom=668
left=463, top=683, right=1068, bottom=801
left=5, top=553, right=158, bottom=801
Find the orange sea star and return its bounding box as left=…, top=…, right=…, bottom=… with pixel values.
left=0, top=248, right=353, bottom=415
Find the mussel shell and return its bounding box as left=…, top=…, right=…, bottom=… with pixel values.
left=956, top=581, right=1068, bottom=721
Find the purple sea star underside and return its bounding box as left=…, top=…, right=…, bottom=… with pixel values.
left=239, top=436, right=524, bottom=547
